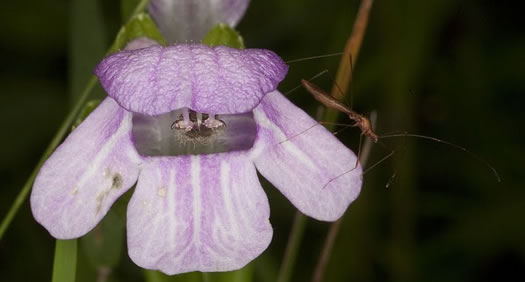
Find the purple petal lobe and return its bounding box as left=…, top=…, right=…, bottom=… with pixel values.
left=31, top=98, right=142, bottom=239
left=127, top=154, right=272, bottom=274
left=252, top=91, right=362, bottom=221
left=95, top=44, right=288, bottom=115
left=149, top=0, right=250, bottom=42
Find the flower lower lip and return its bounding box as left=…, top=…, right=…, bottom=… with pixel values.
left=132, top=108, right=257, bottom=157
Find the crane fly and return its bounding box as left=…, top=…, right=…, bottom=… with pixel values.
left=291, top=79, right=501, bottom=188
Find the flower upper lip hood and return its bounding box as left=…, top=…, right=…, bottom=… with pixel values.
left=95, top=44, right=288, bottom=115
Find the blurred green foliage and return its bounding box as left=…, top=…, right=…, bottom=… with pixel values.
left=203, top=24, right=246, bottom=49
left=1, top=0, right=524, bottom=281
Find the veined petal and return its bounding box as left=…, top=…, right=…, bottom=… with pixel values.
left=127, top=154, right=272, bottom=274
left=252, top=91, right=362, bottom=221
left=95, top=44, right=288, bottom=115
left=149, top=0, right=250, bottom=42
left=31, top=98, right=142, bottom=239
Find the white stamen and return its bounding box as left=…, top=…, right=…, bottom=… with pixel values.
left=204, top=114, right=225, bottom=129
left=173, top=108, right=194, bottom=131
left=196, top=112, right=203, bottom=127
left=182, top=108, right=190, bottom=123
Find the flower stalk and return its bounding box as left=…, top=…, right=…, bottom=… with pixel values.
left=52, top=239, right=78, bottom=282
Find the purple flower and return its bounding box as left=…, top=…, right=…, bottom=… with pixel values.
left=30, top=43, right=362, bottom=274
left=149, top=0, right=251, bottom=42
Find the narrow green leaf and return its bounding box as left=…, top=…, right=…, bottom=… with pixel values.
left=202, top=23, right=245, bottom=49
left=52, top=239, right=78, bottom=282
left=143, top=270, right=201, bottom=282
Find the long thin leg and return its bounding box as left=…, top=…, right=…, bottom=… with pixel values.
left=279, top=121, right=358, bottom=145
left=383, top=132, right=408, bottom=188
left=285, top=70, right=329, bottom=96
left=380, top=132, right=501, bottom=182
left=385, top=170, right=398, bottom=188
left=279, top=123, right=320, bottom=144
left=322, top=166, right=360, bottom=189
left=362, top=150, right=396, bottom=175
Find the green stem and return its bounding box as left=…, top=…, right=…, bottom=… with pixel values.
left=276, top=211, right=308, bottom=282
left=52, top=239, right=78, bottom=282
left=0, top=0, right=151, bottom=241
left=201, top=272, right=212, bottom=282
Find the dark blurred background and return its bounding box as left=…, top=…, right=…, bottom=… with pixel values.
left=1, top=0, right=524, bottom=281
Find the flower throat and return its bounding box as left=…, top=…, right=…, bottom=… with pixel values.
left=132, top=107, right=257, bottom=157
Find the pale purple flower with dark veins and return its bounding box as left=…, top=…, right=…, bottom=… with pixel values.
left=30, top=43, right=362, bottom=274
left=149, top=0, right=250, bottom=42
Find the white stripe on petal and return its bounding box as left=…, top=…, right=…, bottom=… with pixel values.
left=31, top=98, right=141, bottom=239
left=252, top=107, right=316, bottom=170
left=191, top=155, right=202, bottom=264
left=220, top=160, right=239, bottom=236
left=127, top=154, right=271, bottom=275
